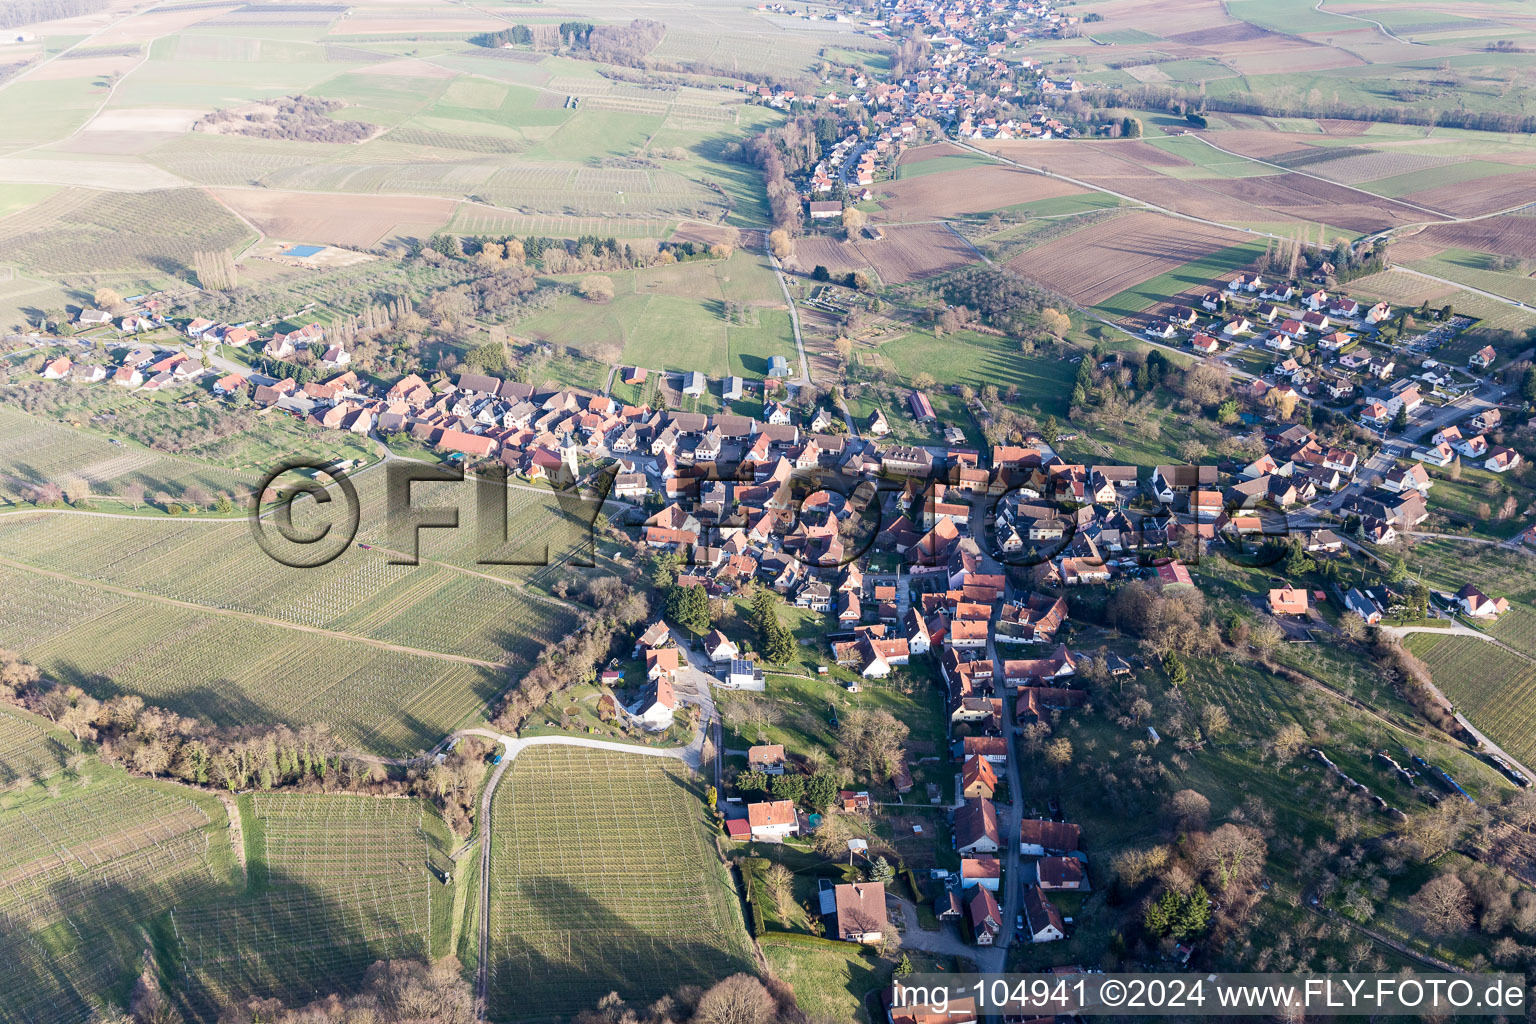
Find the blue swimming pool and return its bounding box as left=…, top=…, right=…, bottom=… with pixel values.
left=281, top=244, right=324, bottom=258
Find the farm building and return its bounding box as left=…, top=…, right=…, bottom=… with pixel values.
left=808, top=200, right=842, bottom=220
left=908, top=392, right=935, bottom=422
left=767, top=355, right=791, bottom=378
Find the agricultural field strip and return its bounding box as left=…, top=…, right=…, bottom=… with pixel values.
left=171, top=793, right=436, bottom=1010
left=1490, top=604, right=1536, bottom=661
left=0, top=545, right=510, bottom=670
left=1409, top=634, right=1536, bottom=765
left=0, top=409, right=261, bottom=496
left=0, top=710, right=72, bottom=786
left=0, top=506, right=577, bottom=667
left=0, top=776, right=210, bottom=921
left=0, top=584, right=507, bottom=757
left=488, top=748, right=749, bottom=1020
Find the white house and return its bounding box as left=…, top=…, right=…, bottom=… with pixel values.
left=630, top=676, right=675, bottom=731
left=723, top=659, right=766, bottom=691
left=703, top=629, right=738, bottom=663
left=747, top=799, right=799, bottom=840
left=1022, top=884, right=1065, bottom=943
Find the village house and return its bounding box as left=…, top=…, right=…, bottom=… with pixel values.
left=954, top=796, right=1000, bottom=854
left=833, top=881, right=886, bottom=943
left=1021, top=884, right=1065, bottom=943
left=747, top=799, right=799, bottom=840
left=747, top=744, right=786, bottom=775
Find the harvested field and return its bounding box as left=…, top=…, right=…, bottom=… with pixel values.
left=980, top=139, right=1156, bottom=178
left=83, top=107, right=204, bottom=133
left=985, top=139, right=1430, bottom=232
left=1206, top=130, right=1324, bottom=160
left=1110, top=139, right=1194, bottom=168
left=1384, top=237, right=1446, bottom=263
left=1196, top=172, right=1437, bottom=232
left=788, top=223, right=977, bottom=284
left=1420, top=216, right=1536, bottom=260
left=1227, top=46, right=1365, bottom=74
left=212, top=188, right=457, bottom=248
left=669, top=221, right=745, bottom=248
left=874, top=164, right=1087, bottom=220
left=1167, top=22, right=1272, bottom=44
left=1402, top=169, right=1536, bottom=218
left=897, top=142, right=957, bottom=165
left=1004, top=211, right=1249, bottom=305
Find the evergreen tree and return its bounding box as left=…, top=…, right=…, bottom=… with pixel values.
left=764, top=622, right=797, bottom=665
left=805, top=771, right=839, bottom=811
left=666, top=584, right=711, bottom=634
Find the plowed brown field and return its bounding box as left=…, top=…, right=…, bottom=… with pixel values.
left=1003, top=211, right=1249, bottom=305
left=875, top=165, right=1087, bottom=220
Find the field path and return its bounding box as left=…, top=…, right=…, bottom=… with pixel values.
left=768, top=252, right=811, bottom=386
left=1180, top=133, right=1448, bottom=218
left=0, top=553, right=511, bottom=670
left=953, top=139, right=1345, bottom=245
left=0, top=0, right=179, bottom=96
left=1313, top=0, right=1418, bottom=45
left=461, top=728, right=700, bottom=1018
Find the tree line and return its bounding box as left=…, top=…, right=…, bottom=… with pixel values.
left=1, top=0, right=104, bottom=29
left=0, top=650, right=492, bottom=836
left=1088, top=82, right=1536, bottom=135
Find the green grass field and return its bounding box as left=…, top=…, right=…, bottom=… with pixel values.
left=518, top=252, right=796, bottom=377
left=878, top=328, right=1078, bottom=416
left=896, top=150, right=993, bottom=179
left=487, top=748, right=753, bottom=1022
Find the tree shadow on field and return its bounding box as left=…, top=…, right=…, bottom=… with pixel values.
left=485, top=877, right=752, bottom=1024
left=688, top=137, right=767, bottom=220
left=0, top=859, right=420, bottom=1024
left=164, top=864, right=430, bottom=1022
